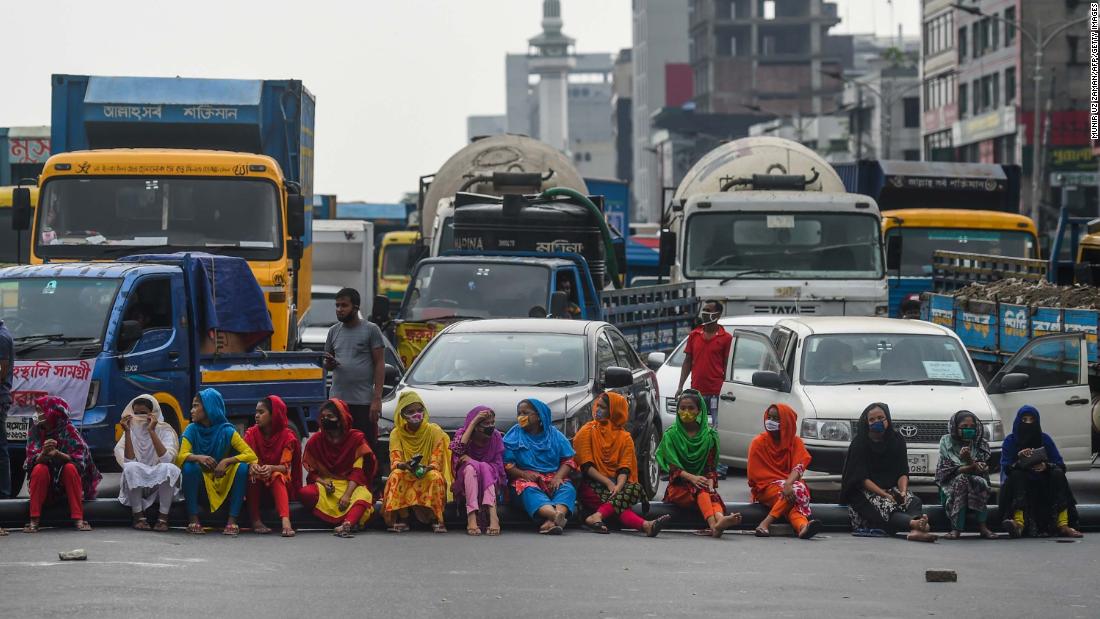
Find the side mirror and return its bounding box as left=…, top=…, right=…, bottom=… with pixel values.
left=383, top=363, right=400, bottom=388
left=603, top=366, right=633, bottom=389
left=371, top=295, right=391, bottom=323
left=287, top=194, right=306, bottom=239
left=11, top=187, right=32, bottom=231
left=117, top=319, right=143, bottom=352
left=646, top=351, right=667, bottom=371
left=886, top=236, right=902, bottom=272
left=659, top=230, right=677, bottom=271
left=751, top=370, right=785, bottom=391
left=287, top=239, right=304, bottom=261
left=997, top=372, right=1030, bottom=393
left=549, top=290, right=570, bottom=318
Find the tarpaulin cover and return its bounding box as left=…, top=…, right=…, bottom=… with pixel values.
left=119, top=253, right=273, bottom=349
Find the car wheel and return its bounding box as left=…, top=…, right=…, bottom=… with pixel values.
left=639, top=423, right=661, bottom=500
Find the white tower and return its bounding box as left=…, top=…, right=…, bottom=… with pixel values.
left=528, top=0, right=576, bottom=153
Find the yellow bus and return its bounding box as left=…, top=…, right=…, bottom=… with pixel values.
left=27, top=150, right=309, bottom=350
left=882, top=208, right=1039, bottom=316
left=378, top=230, right=419, bottom=308
left=0, top=186, right=38, bottom=266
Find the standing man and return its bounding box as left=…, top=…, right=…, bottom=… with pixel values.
left=324, top=288, right=386, bottom=455
left=676, top=300, right=732, bottom=416
left=0, top=316, right=13, bottom=510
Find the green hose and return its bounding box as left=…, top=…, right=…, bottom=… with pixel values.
left=538, top=187, right=623, bottom=289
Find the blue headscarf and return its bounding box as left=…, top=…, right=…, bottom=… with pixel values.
left=503, top=398, right=575, bottom=474
left=1000, top=405, right=1063, bottom=482
left=182, top=388, right=237, bottom=458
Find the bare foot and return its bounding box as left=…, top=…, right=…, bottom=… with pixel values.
left=252, top=522, right=272, bottom=535
left=711, top=513, right=743, bottom=538
left=1058, top=525, right=1084, bottom=539
left=467, top=513, right=482, bottom=536
left=487, top=508, right=501, bottom=536
left=906, top=531, right=937, bottom=543
left=75, top=520, right=93, bottom=532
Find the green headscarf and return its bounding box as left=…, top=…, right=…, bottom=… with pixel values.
left=655, top=390, right=719, bottom=475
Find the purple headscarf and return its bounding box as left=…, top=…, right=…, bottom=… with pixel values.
left=450, top=406, right=506, bottom=497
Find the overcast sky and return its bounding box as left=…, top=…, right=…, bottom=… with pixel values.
left=4, top=0, right=919, bottom=202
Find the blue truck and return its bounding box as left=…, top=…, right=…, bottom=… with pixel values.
left=0, top=253, right=327, bottom=494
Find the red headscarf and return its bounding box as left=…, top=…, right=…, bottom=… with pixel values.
left=25, top=396, right=102, bottom=499
left=302, top=399, right=376, bottom=487
left=747, top=403, right=811, bottom=494
left=243, top=395, right=302, bottom=497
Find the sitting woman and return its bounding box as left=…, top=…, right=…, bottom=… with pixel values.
left=114, top=395, right=180, bottom=532
left=749, top=404, right=821, bottom=539
left=999, top=405, right=1082, bottom=539
left=840, top=403, right=934, bottom=542
left=451, top=406, right=506, bottom=536
left=503, top=398, right=577, bottom=535
left=177, top=388, right=257, bottom=535
left=244, top=395, right=302, bottom=537
left=383, top=391, right=453, bottom=533
left=575, top=392, right=670, bottom=537
left=936, top=410, right=996, bottom=540
left=301, top=399, right=377, bottom=537
left=656, top=391, right=740, bottom=538
left=23, top=396, right=102, bottom=532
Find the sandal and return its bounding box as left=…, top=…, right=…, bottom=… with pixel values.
left=154, top=518, right=170, bottom=533
left=334, top=522, right=355, bottom=538
left=693, top=528, right=714, bottom=537
left=132, top=517, right=151, bottom=531
left=75, top=520, right=93, bottom=532
left=586, top=519, right=610, bottom=534
left=432, top=523, right=448, bottom=534
left=798, top=520, right=822, bottom=540
left=186, top=523, right=206, bottom=535
left=754, top=527, right=770, bottom=538
left=1002, top=519, right=1022, bottom=539
left=282, top=527, right=296, bottom=538
left=1058, top=526, right=1084, bottom=539
left=23, top=522, right=39, bottom=534
left=545, top=525, right=564, bottom=536
left=646, top=514, right=671, bottom=538
left=0, top=528, right=7, bottom=536
left=979, top=529, right=999, bottom=540
left=253, top=523, right=272, bottom=535
left=487, top=524, right=501, bottom=536
left=467, top=525, right=482, bottom=536
left=943, top=530, right=961, bottom=540
left=387, top=523, right=409, bottom=533
left=222, top=524, right=240, bottom=536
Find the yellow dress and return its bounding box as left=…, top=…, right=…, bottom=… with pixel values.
left=176, top=433, right=257, bottom=512
left=382, top=436, right=450, bottom=522
left=309, top=456, right=375, bottom=526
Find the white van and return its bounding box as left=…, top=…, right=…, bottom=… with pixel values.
left=715, top=317, right=1093, bottom=484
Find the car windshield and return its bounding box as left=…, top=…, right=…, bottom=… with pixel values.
left=666, top=324, right=770, bottom=366
left=0, top=277, right=121, bottom=351
left=382, top=243, right=414, bottom=277
left=407, top=331, right=587, bottom=387
left=801, top=333, right=978, bottom=386
left=887, top=227, right=1037, bottom=277
left=36, top=178, right=282, bottom=260
left=304, top=294, right=338, bottom=327
left=401, top=262, right=550, bottom=321
left=685, top=212, right=883, bottom=279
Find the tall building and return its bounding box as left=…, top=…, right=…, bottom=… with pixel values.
left=1, top=126, right=50, bottom=185
left=612, top=49, right=634, bottom=183
left=919, top=0, right=958, bottom=162
left=632, top=0, right=690, bottom=222
left=843, top=62, right=922, bottom=161
left=689, top=0, right=852, bottom=117
left=527, top=0, right=576, bottom=153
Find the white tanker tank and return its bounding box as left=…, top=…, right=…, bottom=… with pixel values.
left=666, top=136, right=888, bottom=317
left=421, top=134, right=587, bottom=254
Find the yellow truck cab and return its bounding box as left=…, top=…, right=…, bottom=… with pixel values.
left=0, top=186, right=38, bottom=266
left=882, top=208, right=1039, bottom=316
left=378, top=230, right=419, bottom=307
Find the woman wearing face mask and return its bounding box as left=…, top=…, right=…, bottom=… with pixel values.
left=300, top=399, right=377, bottom=537
left=383, top=391, right=453, bottom=533
left=840, top=403, right=934, bottom=542
left=177, top=388, right=257, bottom=535
left=503, top=398, right=577, bottom=535
left=998, top=405, right=1082, bottom=538
left=451, top=406, right=506, bottom=536
left=656, top=390, right=741, bottom=538
left=574, top=392, right=671, bottom=536
left=244, top=396, right=302, bottom=537
left=748, top=404, right=821, bottom=539
left=114, top=395, right=180, bottom=532
left=936, top=410, right=996, bottom=539
left=23, top=396, right=102, bottom=532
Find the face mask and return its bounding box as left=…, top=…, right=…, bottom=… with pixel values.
left=478, top=425, right=495, bottom=436
left=678, top=409, right=698, bottom=423
left=518, top=415, right=530, bottom=428
left=404, top=412, right=424, bottom=425
left=764, top=419, right=781, bottom=432
left=700, top=311, right=720, bottom=325
left=960, top=427, right=977, bottom=440
left=595, top=407, right=608, bottom=421
left=321, top=417, right=340, bottom=431
left=869, top=421, right=886, bottom=433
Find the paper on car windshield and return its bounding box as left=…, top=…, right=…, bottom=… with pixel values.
left=922, top=361, right=965, bottom=380
left=766, top=215, right=795, bottom=229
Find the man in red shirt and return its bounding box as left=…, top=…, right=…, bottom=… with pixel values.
left=676, top=300, right=733, bottom=415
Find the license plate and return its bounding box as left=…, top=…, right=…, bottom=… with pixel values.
left=908, top=453, right=929, bottom=474
left=4, top=417, right=30, bottom=442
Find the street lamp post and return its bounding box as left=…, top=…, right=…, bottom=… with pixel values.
left=952, top=4, right=1089, bottom=227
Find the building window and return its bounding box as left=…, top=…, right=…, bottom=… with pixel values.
left=903, top=97, right=920, bottom=128
left=923, top=12, right=955, bottom=56
left=991, top=14, right=999, bottom=50
left=730, top=36, right=738, bottom=57
left=1005, top=7, right=1016, bottom=46
left=972, top=79, right=980, bottom=116
left=958, top=26, right=968, bottom=62
left=958, top=83, right=968, bottom=119
left=762, top=0, right=775, bottom=20
left=1005, top=67, right=1016, bottom=103
left=903, top=149, right=921, bottom=161
left=1068, top=35, right=1083, bottom=65
left=972, top=23, right=980, bottom=58
left=992, top=73, right=1000, bottom=109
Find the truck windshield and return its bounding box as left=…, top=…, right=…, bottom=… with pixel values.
left=684, top=212, right=883, bottom=279
left=382, top=243, right=414, bottom=277
left=0, top=277, right=121, bottom=354
left=36, top=178, right=282, bottom=261
left=886, top=228, right=1036, bottom=277
left=801, top=333, right=978, bottom=386
left=402, top=262, right=549, bottom=321
left=408, top=332, right=587, bottom=387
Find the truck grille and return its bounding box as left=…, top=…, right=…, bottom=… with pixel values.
left=750, top=305, right=817, bottom=314
left=851, top=420, right=948, bottom=445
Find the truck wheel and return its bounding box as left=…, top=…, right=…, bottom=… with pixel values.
left=8, top=449, right=25, bottom=497
left=161, top=405, right=183, bottom=435
left=639, top=423, right=661, bottom=500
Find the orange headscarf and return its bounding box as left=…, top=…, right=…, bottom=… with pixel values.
left=572, top=392, right=638, bottom=483
left=747, top=403, right=811, bottom=494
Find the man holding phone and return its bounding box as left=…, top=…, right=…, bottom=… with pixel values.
left=324, top=288, right=385, bottom=458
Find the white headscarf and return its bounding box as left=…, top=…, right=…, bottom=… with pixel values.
left=113, top=395, right=179, bottom=467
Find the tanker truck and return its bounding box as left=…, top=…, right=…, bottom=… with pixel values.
left=662, top=136, right=888, bottom=316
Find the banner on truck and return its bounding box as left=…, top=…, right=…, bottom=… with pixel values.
left=9, top=360, right=93, bottom=419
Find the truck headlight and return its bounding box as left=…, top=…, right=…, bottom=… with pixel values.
left=665, top=397, right=678, bottom=416
left=800, top=419, right=852, bottom=441
left=984, top=420, right=1005, bottom=441
left=85, top=380, right=100, bottom=410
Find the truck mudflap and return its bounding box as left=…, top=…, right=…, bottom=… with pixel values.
left=601, top=283, right=698, bottom=354
left=199, top=351, right=327, bottom=430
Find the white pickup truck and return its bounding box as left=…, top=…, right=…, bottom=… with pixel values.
left=713, top=316, right=1094, bottom=485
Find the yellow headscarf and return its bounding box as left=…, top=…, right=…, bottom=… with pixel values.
left=392, top=390, right=454, bottom=500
